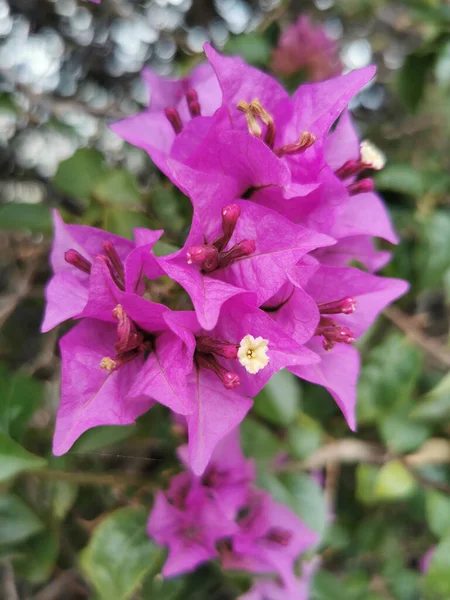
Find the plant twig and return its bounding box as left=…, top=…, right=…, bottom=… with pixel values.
left=384, top=305, right=450, bottom=369
left=30, top=468, right=155, bottom=488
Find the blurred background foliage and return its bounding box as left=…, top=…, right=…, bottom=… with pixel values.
left=1, top=0, right=450, bottom=598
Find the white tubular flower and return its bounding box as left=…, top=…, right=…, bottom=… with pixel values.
left=360, top=140, right=386, bottom=171
left=238, top=334, right=269, bottom=374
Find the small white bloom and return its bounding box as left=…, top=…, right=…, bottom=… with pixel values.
left=238, top=334, right=269, bottom=374
left=360, top=140, right=386, bottom=171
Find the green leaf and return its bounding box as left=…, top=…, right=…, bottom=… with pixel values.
left=103, top=208, right=153, bottom=240
left=375, top=164, right=427, bottom=198
left=425, top=489, right=450, bottom=539
left=253, top=370, right=300, bottom=426
left=259, top=472, right=327, bottom=538
left=397, top=52, right=435, bottom=112
left=379, top=410, right=430, bottom=453
left=374, top=461, right=417, bottom=501
left=14, top=530, right=58, bottom=584
left=224, top=33, right=271, bottom=66
left=357, top=334, right=422, bottom=424
left=0, top=493, right=44, bottom=546
left=356, top=464, right=379, bottom=505
left=79, top=507, right=161, bottom=600
left=424, top=535, right=450, bottom=598
left=0, top=430, right=46, bottom=482
left=50, top=480, right=78, bottom=521
left=240, top=419, right=280, bottom=461
left=53, top=149, right=105, bottom=202
left=0, top=203, right=52, bottom=234
left=72, top=425, right=136, bottom=453
left=93, top=169, right=142, bottom=208
left=150, top=185, right=185, bottom=234
left=411, top=372, right=450, bottom=422
left=435, top=40, right=450, bottom=87
left=415, top=212, right=450, bottom=291
left=153, top=241, right=180, bottom=257
left=0, top=365, right=44, bottom=440
left=287, top=413, right=323, bottom=460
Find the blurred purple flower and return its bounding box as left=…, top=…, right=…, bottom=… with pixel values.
left=271, top=15, right=342, bottom=82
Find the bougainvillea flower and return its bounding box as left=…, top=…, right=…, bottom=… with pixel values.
left=53, top=318, right=150, bottom=455
left=288, top=265, right=409, bottom=429
left=221, top=490, right=318, bottom=588
left=148, top=478, right=238, bottom=577
left=110, top=63, right=221, bottom=177
left=271, top=14, right=342, bottom=81
left=158, top=199, right=333, bottom=329
left=129, top=296, right=318, bottom=475
left=41, top=210, right=163, bottom=331
left=239, top=558, right=320, bottom=600
left=314, top=236, right=391, bottom=273
left=178, top=427, right=255, bottom=518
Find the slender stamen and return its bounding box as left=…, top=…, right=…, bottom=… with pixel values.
left=196, top=336, right=238, bottom=359
left=315, top=317, right=355, bottom=351
left=186, top=244, right=219, bottom=272
left=274, top=131, right=316, bottom=157
left=97, top=255, right=125, bottom=291
left=213, top=204, right=241, bottom=252
left=318, top=296, right=357, bottom=315
left=64, top=249, right=92, bottom=274
left=100, top=347, right=142, bottom=371
left=218, top=239, right=256, bottom=269
left=237, top=100, right=262, bottom=138
left=102, top=241, right=125, bottom=289
left=186, top=88, right=201, bottom=118
left=164, top=107, right=183, bottom=134
left=196, top=353, right=240, bottom=389
left=113, top=304, right=144, bottom=354
left=347, top=178, right=374, bottom=196
left=249, top=99, right=276, bottom=149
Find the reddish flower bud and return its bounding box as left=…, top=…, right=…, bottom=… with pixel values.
left=347, top=178, right=374, bottom=196
left=318, top=296, right=357, bottom=315
left=266, top=527, right=293, bottom=546
left=196, top=335, right=238, bottom=359
left=64, top=249, right=92, bottom=274
left=164, top=107, right=183, bottom=134
left=218, top=239, right=256, bottom=269
left=102, top=241, right=125, bottom=289
left=186, top=88, right=201, bottom=117
left=213, top=204, right=241, bottom=252
left=196, top=353, right=240, bottom=390
left=335, top=159, right=361, bottom=180
left=186, top=244, right=219, bottom=272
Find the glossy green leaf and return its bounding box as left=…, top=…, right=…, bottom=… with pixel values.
left=0, top=203, right=52, bottom=234
left=375, top=164, right=428, bottom=198
left=53, top=149, right=105, bottom=201
left=240, top=418, right=280, bottom=461
left=0, top=365, right=44, bottom=440
left=225, top=33, right=271, bottom=66
left=50, top=480, right=78, bottom=521
left=374, top=461, right=417, bottom=501
left=72, top=425, right=136, bottom=453
left=0, top=430, right=46, bottom=482
left=357, top=334, right=422, bottom=424
left=287, top=413, right=323, bottom=460
left=14, top=530, right=58, bottom=584
left=411, top=372, right=450, bottom=422
left=150, top=185, right=185, bottom=234
left=259, top=471, right=327, bottom=538
left=379, top=410, right=430, bottom=453
left=0, top=493, right=44, bottom=546
left=356, top=464, right=379, bottom=505
left=425, top=489, right=450, bottom=539
left=424, top=535, right=450, bottom=598
left=253, top=370, right=300, bottom=426
left=415, top=212, right=450, bottom=290
left=79, top=507, right=161, bottom=600
left=93, top=169, right=142, bottom=207
left=397, top=52, right=435, bottom=112
left=103, top=208, right=153, bottom=239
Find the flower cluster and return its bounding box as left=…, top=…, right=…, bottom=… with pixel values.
left=43, top=42, right=407, bottom=589
left=44, top=43, right=407, bottom=473
left=271, top=15, right=342, bottom=81
left=148, top=428, right=319, bottom=598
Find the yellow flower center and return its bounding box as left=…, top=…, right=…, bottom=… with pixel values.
left=238, top=334, right=269, bottom=374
